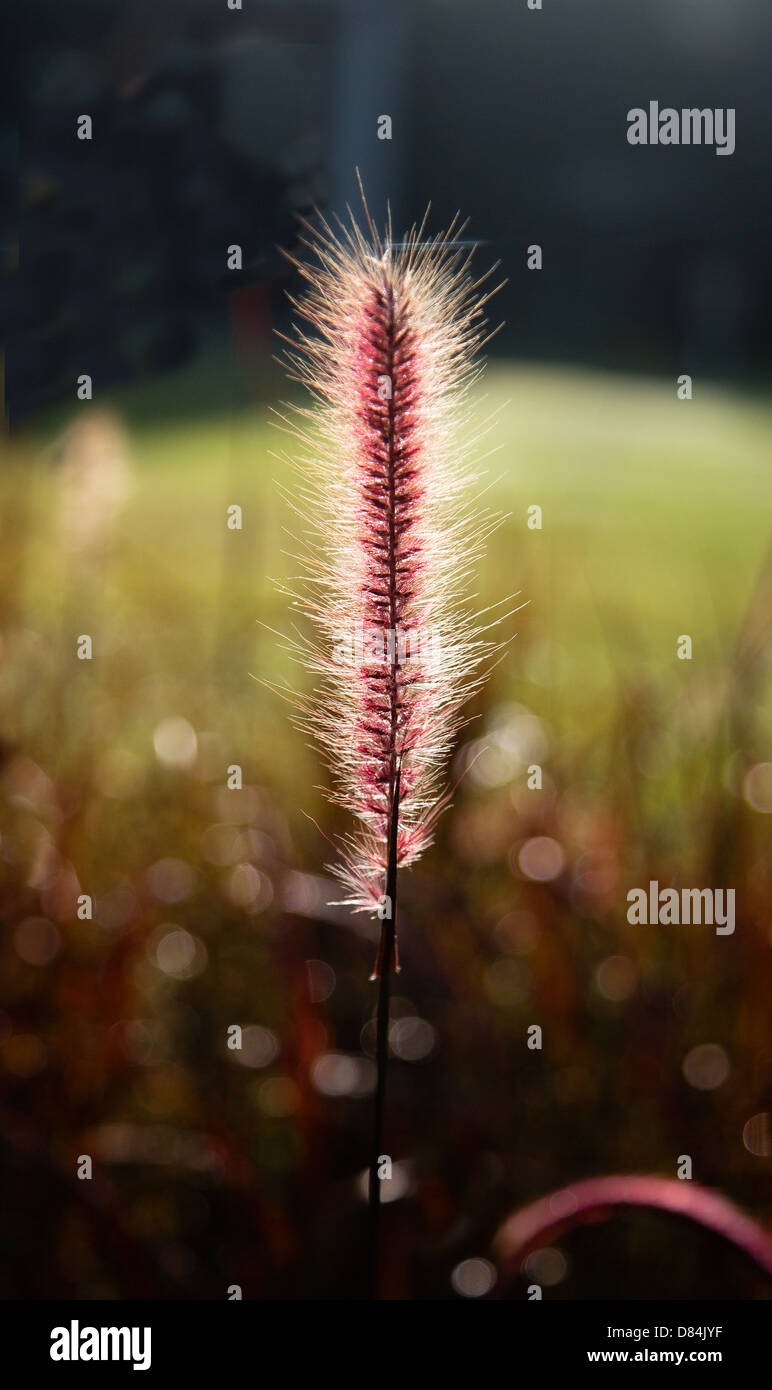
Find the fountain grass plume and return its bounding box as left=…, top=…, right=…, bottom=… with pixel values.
left=273, top=181, right=509, bottom=951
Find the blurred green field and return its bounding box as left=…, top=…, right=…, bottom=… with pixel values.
left=3, top=356, right=770, bottom=782
left=2, top=356, right=772, bottom=1299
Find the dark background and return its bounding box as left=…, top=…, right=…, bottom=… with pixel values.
left=6, top=0, right=772, bottom=423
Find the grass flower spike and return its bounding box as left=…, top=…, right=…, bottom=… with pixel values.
left=277, top=187, right=507, bottom=959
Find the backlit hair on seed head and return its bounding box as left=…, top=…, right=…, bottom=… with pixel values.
left=271, top=179, right=511, bottom=913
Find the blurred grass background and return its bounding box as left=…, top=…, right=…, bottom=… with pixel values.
left=1, top=357, right=771, bottom=1299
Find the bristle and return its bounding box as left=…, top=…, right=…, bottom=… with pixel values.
left=276, top=197, right=503, bottom=911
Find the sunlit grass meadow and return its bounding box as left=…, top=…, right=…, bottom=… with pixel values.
left=6, top=359, right=770, bottom=761
left=1, top=357, right=770, bottom=1298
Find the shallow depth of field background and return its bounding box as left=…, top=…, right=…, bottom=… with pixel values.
left=2, top=0, right=771, bottom=1299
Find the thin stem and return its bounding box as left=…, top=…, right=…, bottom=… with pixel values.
left=367, top=756, right=402, bottom=1300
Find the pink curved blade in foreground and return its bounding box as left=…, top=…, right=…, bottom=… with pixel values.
left=493, top=1174, right=772, bottom=1284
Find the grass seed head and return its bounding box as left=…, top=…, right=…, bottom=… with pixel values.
left=275, top=188, right=507, bottom=911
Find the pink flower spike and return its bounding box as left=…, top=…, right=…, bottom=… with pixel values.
left=274, top=182, right=508, bottom=919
